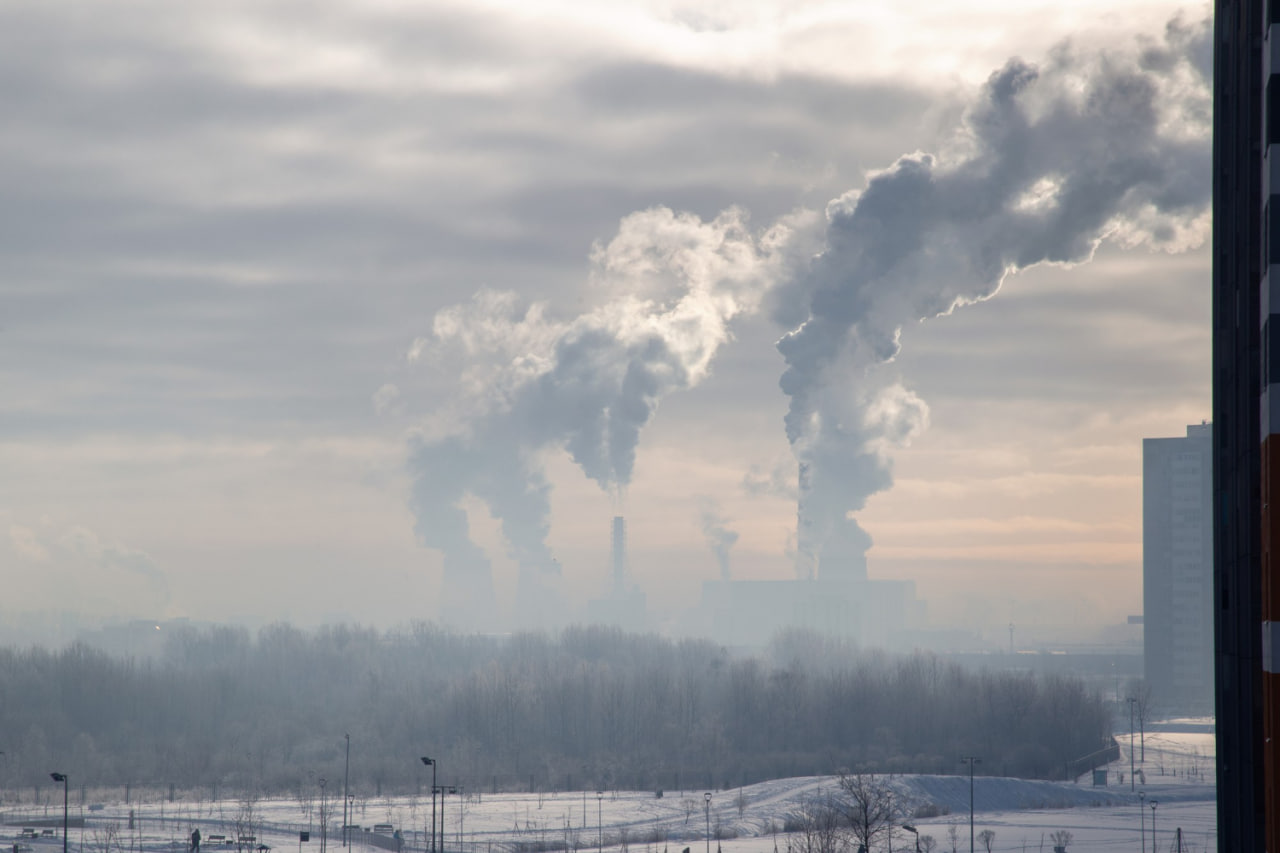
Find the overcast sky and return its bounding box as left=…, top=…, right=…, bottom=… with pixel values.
left=1, top=0, right=1211, bottom=645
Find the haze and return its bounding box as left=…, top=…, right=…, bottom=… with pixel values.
left=0, top=0, right=1211, bottom=648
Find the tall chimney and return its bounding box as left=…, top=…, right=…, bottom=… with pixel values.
left=795, top=462, right=816, bottom=580
left=611, top=516, right=626, bottom=596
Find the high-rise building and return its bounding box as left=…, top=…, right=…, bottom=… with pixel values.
left=1144, top=424, right=1214, bottom=713
left=1213, top=1, right=1269, bottom=848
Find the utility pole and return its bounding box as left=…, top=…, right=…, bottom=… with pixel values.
left=1126, top=698, right=1137, bottom=791
left=960, top=757, right=980, bottom=853
left=343, top=735, right=351, bottom=848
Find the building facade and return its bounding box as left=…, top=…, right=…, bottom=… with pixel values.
left=1213, top=1, right=1269, bottom=848
left=1143, top=424, right=1214, bottom=713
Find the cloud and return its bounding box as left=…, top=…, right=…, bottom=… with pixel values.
left=61, top=525, right=169, bottom=599
left=741, top=457, right=797, bottom=501
left=372, top=383, right=400, bottom=415
left=9, top=524, right=49, bottom=562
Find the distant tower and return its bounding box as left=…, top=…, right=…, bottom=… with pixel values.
left=611, top=516, right=626, bottom=596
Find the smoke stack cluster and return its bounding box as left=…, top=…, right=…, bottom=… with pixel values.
left=400, top=15, right=1211, bottom=624
left=404, top=209, right=801, bottom=625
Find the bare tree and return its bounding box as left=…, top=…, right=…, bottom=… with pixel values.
left=89, top=822, right=122, bottom=853
left=785, top=793, right=847, bottom=853
left=920, top=836, right=936, bottom=853
left=1125, top=679, right=1154, bottom=763
left=946, top=824, right=960, bottom=853
left=232, top=797, right=259, bottom=852
left=977, top=830, right=995, bottom=853
left=1048, top=830, right=1072, bottom=852
left=836, top=773, right=896, bottom=853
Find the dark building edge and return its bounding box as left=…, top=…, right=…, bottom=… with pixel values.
left=1212, top=1, right=1266, bottom=850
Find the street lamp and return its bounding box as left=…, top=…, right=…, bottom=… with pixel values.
left=1126, top=698, right=1137, bottom=792
left=49, top=773, right=68, bottom=853
left=960, top=757, right=980, bottom=853
left=596, top=792, right=604, bottom=853
left=901, top=825, right=920, bottom=853
left=1138, top=791, right=1145, bottom=853
left=347, top=797, right=355, bottom=848
left=421, top=758, right=437, bottom=853
left=1149, top=800, right=1159, bottom=853
left=703, top=793, right=712, bottom=853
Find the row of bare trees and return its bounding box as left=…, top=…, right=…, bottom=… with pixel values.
left=0, top=623, right=1110, bottom=796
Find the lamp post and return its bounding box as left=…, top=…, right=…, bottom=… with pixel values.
left=49, top=773, right=68, bottom=853
left=1126, top=698, right=1137, bottom=791
left=1138, top=791, right=1146, bottom=853
left=343, top=735, right=351, bottom=849
left=960, top=757, right=980, bottom=853
left=1150, top=800, right=1158, bottom=853
left=596, top=792, right=603, bottom=853
left=901, top=825, right=920, bottom=853
left=421, top=758, right=437, bottom=853
left=319, top=778, right=328, bottom=853
left=703, top=793, right=712, bottom=853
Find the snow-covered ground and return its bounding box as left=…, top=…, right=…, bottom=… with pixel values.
left=2, top=727, right=1217, bottom=853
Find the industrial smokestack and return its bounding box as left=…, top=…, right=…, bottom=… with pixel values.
left=611, top=516, right=626, bottom=596
left=795, top=462, right=815, bottom=580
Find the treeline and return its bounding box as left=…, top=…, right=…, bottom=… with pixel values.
left=0, top=623, right=1108, bottom=797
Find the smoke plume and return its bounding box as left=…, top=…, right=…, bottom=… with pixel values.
left=775, top=17, right=1211, bottom=578
left=404, top=14, right=1212, bottom=614
left=699, top=503, right=739, bottom=580
left=407, top=208, right=802, bottom=624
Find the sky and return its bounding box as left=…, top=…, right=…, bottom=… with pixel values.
left=0, top=0, right=1213, bottom=645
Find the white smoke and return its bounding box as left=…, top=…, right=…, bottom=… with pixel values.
left=774, top=16, right=1211, bottom=578
left=403, top=14, right=1212, bottom=612
left=698, top=502, right=740, bottom=581
left=406, top=207, right=805, bottom=623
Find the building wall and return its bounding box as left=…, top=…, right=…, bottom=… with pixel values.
left=1212, top=1, right=1267, bottom=848
left=1143, top=424, right=1214, bottom=713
